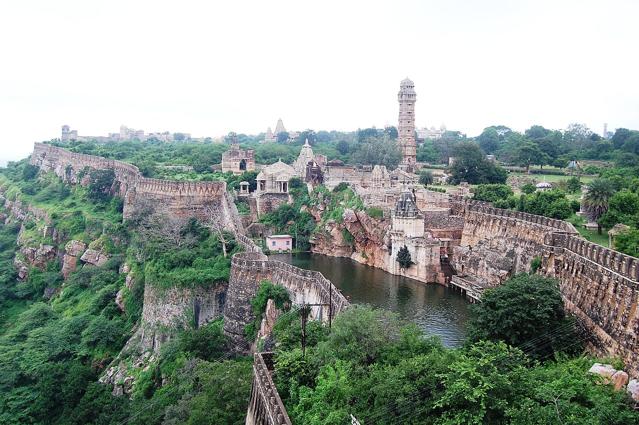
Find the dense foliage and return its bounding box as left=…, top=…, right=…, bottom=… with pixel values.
left=467, top=274, right=580, bottom=359
left=245, top=281, right=291, bottom=340
left=0, top=160, right=251, bottom=424
left=396, top=245, right=413, bottom=269
left=472, top=184, right=513, bottom=202
left=270, top=305, right=638, bottom=425
left=448, top=142, right=508, bottom=184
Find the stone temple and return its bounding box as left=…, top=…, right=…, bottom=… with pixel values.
left=398, top=77, right=417, bottom=172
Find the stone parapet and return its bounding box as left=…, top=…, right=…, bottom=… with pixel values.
left=245, top=352, right=292, bottom=425
left=29, top=143, right=238, bottom=232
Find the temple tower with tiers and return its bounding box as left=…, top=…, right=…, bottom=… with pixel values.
left=397, top=78, right=417, bottom=172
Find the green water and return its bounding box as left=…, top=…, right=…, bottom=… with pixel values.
left=270, top=252, right=470, bottom=347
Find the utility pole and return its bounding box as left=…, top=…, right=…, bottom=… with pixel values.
left=300, top=302, right=330, bottom=357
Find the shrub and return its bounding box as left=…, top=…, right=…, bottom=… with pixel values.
left=87, top=169, right=116, bottom=202
left=396, top=245, right=413, bottom=269
left=366, top=207, right=384, bottom=219
left=418, top=170, right=433, bottom=186
left=520, top=183, right=536, bottom=194
left=245, top=281, right=291, bottom=340
left=333, top=182, right=349, bottom=193
left=467, top=274, right=579, bottom=359
left=472, top=184, right=514, bottom=202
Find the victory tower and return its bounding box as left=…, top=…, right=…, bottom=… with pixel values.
left=397, top=78, right=417, bottom=171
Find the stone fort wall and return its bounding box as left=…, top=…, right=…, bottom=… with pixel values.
left=30, top=143, right=238, bottom=230
left=223, top=234, right=350, bottom=351
left=451, top=198, right=639, bottom=375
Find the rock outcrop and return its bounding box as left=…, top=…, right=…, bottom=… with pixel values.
left=311, top=206, right=390, bottom=266
left=80, top=248, right=110, bottom=267
left=589, top=363, right=634, bottom=398
left=62, top=240, right=87, bottom=278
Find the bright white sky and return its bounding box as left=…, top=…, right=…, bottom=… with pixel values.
left=1, top=0, right=638, bottom=163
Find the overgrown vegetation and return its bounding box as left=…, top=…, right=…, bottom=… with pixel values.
left=244, top=281, right=291, bottom=340
left=270, top=276, right=639, bottom=424
left=0, top=160, right=251, bottom=424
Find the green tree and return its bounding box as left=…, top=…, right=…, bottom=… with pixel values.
left=87, top=169, right=116, bottom=202
left=396, top=245, right=413, bottom=269
left=614, top=228, right=639, bottom=257
left=416, top=140, right=440, bottom=163
left=516, top=142, right=547, bottom=172
left=435, top=341, right=531, bottom=424
left=477, top=127, right=501, bottom=154
left=351, top=135, right=402, bottom=169
left=418, top=170, right=433, bottom=186
left=520, top=183, right=536, bottom=194
left=449, top=142, right=507, bottom=184
left=524, top=125, right=550, bottom=140
left=472, top=184, right=513, bottom=202
left=598, top=189, right=639, bottom=229
left=566, top=176, right=582, bottom=193
left=336, top=140, right=350, bottom=155
left=467, top=274, right=579, bottom=359
left=583, top=178, right=615, bottom=234
left=277, top=131, right=290, bottom=143
left=22, top=163, right=39, bottom=180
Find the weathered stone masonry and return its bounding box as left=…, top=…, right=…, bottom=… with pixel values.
left=451, top=198, right=639, bottom=376
left=228, top=235, right=350, bottom=425
left=27, top=144, right=349, bottom=423
left=223, top=234, right=349, bottom=351
left=30, top=143, right=238, bottom=230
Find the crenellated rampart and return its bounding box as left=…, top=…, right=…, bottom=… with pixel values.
left=450, top=197, right=639, bottom=376
left=224, top=233, right=349, bottom=351
left=29, top=143, right=239, bottom=231
left=245, top=352, right=292, bottom=425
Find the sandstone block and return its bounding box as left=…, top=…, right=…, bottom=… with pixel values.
left=81, top=249, right=110, bottom=266
left=61, top=254, right=78, bottom=279
left=611, top=370, right=629, bottom=391
left=115, top=289, right=126, bottom=312
left=65, top=240, right=87, bottom=257
left=588, top=363, right=617, bottom=383
left=627, top=379, right=639, bottom=402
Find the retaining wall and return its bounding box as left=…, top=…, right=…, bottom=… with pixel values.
left=450, top=197, right=639, bottom=376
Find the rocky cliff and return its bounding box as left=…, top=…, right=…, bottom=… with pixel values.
left=311, top=207, right=391, bottom=267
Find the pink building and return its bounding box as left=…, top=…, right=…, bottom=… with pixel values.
left=266, top=235, right=293, bottom=252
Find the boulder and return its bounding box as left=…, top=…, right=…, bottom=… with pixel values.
left=115, top=289, right=126, bottom=312
left=65, top=240, right=87, bottom=257
left=125, top=272, right=135, bottom=289
left=62, top=240, right=87, bottom=279
left=120, top=262, right=131, bottom=274
left=13, top=258, right=28, bottom=280
left=61, top=255, right=78, bottom=279
left=611, top=370, right=629, bottom=391
left=627, top=379, right=639, bottom=402
left=258, top=299, right=281, bottom=339
left=588, top=363, right=617, bottom=384
left=81, top=249, right=110, bottom=267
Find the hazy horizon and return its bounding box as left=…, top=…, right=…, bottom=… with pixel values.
left=1, top=0, right=638, bottom=162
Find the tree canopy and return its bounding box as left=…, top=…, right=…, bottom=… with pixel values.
left=448, top=142, right=508, bottom=184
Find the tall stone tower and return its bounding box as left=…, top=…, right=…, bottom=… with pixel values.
left=397, top=78, right=417, bottom=172
left=61, top=125, right=70, bottom=141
